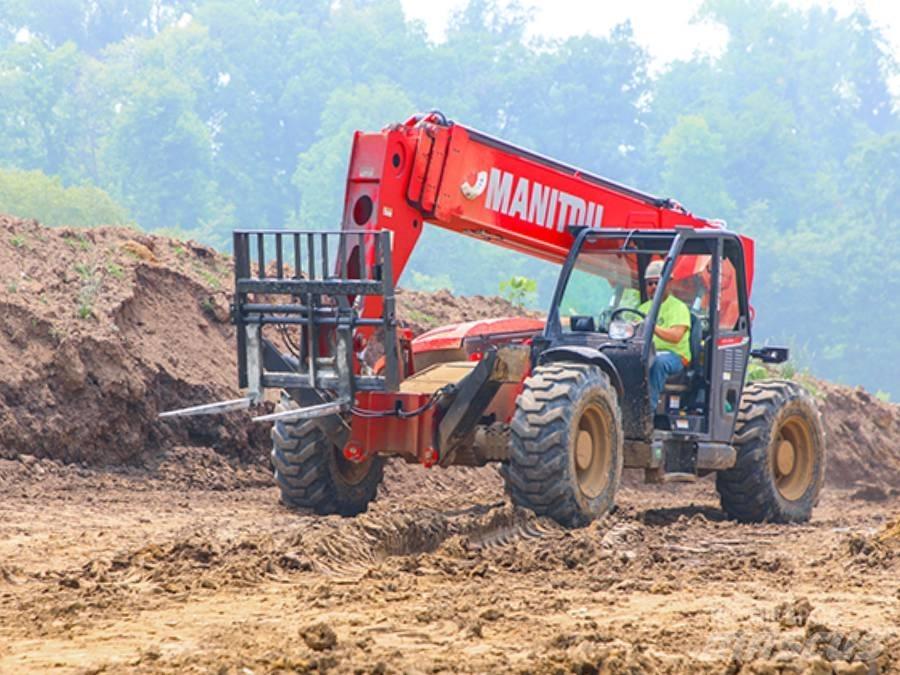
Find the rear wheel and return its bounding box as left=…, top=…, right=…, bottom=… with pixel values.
left=271, top=404, right=383, bottom=516
left=716, top=380, right=825, bottom=523
left=505, top=363, right=623, bottom=528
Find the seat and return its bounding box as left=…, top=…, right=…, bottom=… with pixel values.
left=663, top=312, right=704, bottom=395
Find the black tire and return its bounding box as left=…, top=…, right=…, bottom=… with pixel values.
left=716, top=380, right=825, bottom=523
left=271, top=415, right=384, bottom=517
left=505, top=363, right=623, bottom=528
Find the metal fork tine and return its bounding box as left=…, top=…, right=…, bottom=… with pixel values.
left=338, top=233, right=347, bottom=279
left=275, top=233, right=283, bottom=279
left=256, top=232, right=265, bottom=278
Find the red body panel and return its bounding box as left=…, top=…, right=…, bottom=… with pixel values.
left=413, top=316, right=545, bottom=354
left=348, top=391, right=439, bottom=466
left=335, top=113, right=757, bottom=466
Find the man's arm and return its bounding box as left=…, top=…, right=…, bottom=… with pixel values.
left=654, top=324, right=688, bottom=343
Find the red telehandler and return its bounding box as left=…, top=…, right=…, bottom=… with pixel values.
left=163, top=112, right=826, bottom=527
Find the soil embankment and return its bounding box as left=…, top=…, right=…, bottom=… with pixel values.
left=2, top=217, right=897, bottom=489
left=0, top=218, right=898, bottom=673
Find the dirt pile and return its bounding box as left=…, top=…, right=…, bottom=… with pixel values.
left=0, top=216, right=267, bottom=465
left=815, top=380, right=900, bottom=489
left=1, top=216, right=898, bottom=491
left=395, top=287, right=540, bottom=334
left=0, top=218, right=544, bottom=468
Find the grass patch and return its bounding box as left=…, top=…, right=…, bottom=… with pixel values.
left=405, top=308, right=439, bottom=327
left=63, top=234, right=91, bottom=251
left=10, top=234, right=25, bottom=248
left=193, top=264, right=221, bottom=290
left=6, top=281, right=17, bottom=293
left=105, top=262, right=124, bottom=280
left=74, top=264, right=101, bottom=320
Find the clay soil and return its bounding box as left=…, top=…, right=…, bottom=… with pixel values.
left=1, top=219, right=899, bottom=674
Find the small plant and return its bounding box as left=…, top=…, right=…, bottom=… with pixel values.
left=10, top=235, right=25, bottom=248
left=6, top=281, right=17, bottom=293
left=75, top=267, right=102, bottom=320
left=106, top=262, right=124, bottom=279
left=781, top=361, right=797, bottom=380
left=499, top=275, right=537, bottom=308
left=197, top=268, right=221, bottom=290
left=875, top=390, right=892, bottom=404
left=405, top=308, right=438, bottom=327
left=174, top=246, right=186, bottom=257
left=200, top=297, right=216, bottom=314
left=64, top=234, right=91, bottom=251
left=745, top=363, right=769, bottom=382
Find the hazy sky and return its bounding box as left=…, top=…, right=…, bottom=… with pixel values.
left=400, top=0, right=900, bottom=73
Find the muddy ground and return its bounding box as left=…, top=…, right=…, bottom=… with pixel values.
left=1, top=219, right=899, bottom=673
left=1, top=455, right=898, bottom=674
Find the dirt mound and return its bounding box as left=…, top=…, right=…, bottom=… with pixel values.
left=395, top=287, right=540, bottom=333
left=0, top=216, right=267, bottom=465
left=814, top=380, right=900, bottom=488
left=2, top=215, right=898, bottom=490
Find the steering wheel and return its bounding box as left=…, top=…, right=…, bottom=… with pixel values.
left=609, top=307, right=646, bottom=322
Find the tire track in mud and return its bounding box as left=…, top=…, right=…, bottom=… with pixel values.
left=303, top=501, right=564, bottom=576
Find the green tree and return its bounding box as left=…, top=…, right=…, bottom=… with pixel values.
left=658, top=115, right=736, bottom=219
left=0, top=168, right=130, bottom=227
left=0, top=39, right=82, bottom=175
left=292, top=82, right=416, bottom=229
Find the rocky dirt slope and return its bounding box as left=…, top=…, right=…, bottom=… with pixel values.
left=0, top=217, right=898, bottom=673
left=2, top=217, right=897, bottom=489
left=0, top=218, right=534, bottom=468
left=0, top=215, right=267, bottom=465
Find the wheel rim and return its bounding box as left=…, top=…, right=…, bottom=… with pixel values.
left=773, top=415, right=814, bottom=501
left=573, top=402, right=612, bottom=499
left=335, top=450, right=372, bottom=485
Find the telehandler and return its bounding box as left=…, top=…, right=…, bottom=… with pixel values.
left=163, top=112, right=825, bottom=527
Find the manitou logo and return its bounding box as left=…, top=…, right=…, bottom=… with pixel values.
left=461, top=168, right=604, bottom=231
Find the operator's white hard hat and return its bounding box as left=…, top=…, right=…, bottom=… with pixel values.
left=644, top=260, right=664, bottom=279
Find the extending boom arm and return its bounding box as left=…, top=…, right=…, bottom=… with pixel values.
left=337, top=112, right=754, bottom=320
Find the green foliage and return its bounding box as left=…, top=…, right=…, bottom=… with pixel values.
left=745, top=363, right=769, bottom=383
left=105, top=262, right=124, bottom=279
left=0, top=0, right=894, bottom=396
left=499, top=275, right=538, bottom=308
left=875, top=390, right=892, bottom=404
left=404, top=308, right=439, bottom=328
left=407, top=271, right=453, bottom=293
left=0, top=169, right=130, bottom=227
left=658, top=115, right=736, bottom=219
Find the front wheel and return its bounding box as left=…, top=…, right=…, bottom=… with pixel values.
left=505, top=363, right=623, bottom=528
left=271, top=411, right=384, bottom=516
left=716, top=380, right=825, bottom=523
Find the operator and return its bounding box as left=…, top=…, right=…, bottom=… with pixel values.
left=638, top=260, right=691, bottom=411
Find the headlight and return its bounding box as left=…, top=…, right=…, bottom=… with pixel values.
left=608, top=319, right=635, bottom=340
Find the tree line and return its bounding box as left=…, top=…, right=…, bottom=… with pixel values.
left=0, top=0, right=897, bottom=395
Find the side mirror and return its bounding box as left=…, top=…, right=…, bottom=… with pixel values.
left=750, top=346, right=789, bottom=364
